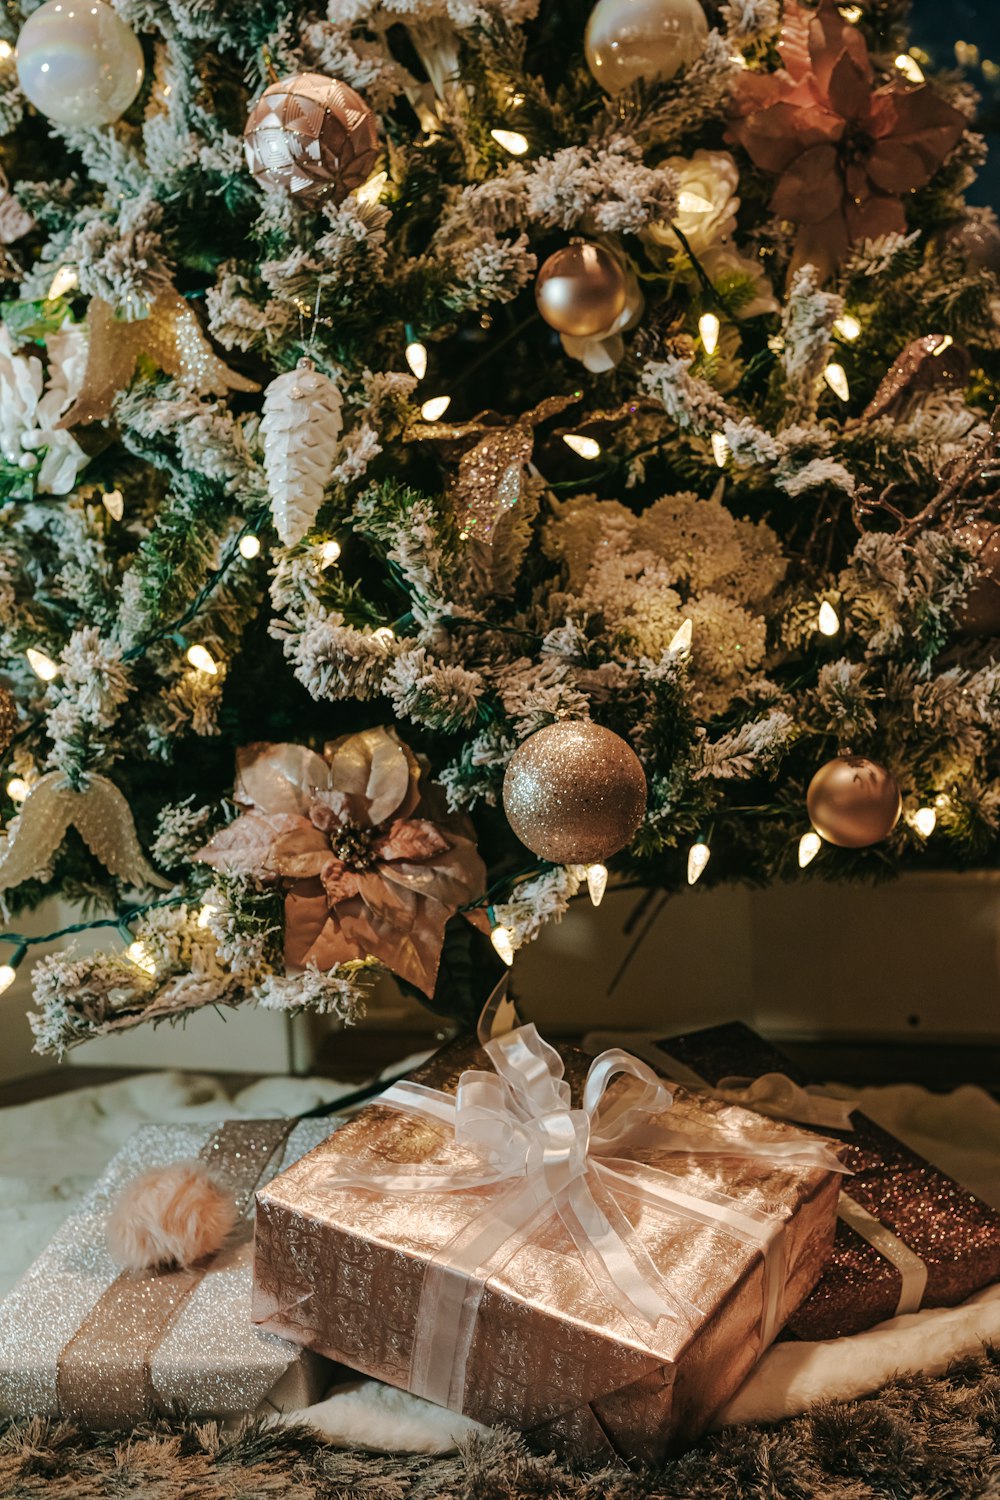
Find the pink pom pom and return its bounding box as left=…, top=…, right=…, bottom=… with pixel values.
left=106, top=1160, right=238, bottom=1273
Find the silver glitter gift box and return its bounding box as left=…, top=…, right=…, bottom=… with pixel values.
left=0, top=1117, right=335, bottom=1426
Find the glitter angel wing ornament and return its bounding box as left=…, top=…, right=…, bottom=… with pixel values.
left=260, top=358, right=344, bottom=546
left=57, top=292, right=260, bottom=429
left=0, top=771, right=172, bottom=892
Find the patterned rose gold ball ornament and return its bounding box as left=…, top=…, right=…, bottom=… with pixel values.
left=244, top=73, right=379, bottom=206
left=0, top=686, right=17, bottom=757
left=503, top=721, right=647, bottom=864
left=806, top=756, right=902, bottom=849
left=954, top=519, right=1000, bottom=637
left=535, top=243, right=628, bottom=338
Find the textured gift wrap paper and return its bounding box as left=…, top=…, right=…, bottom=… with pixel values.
left=641, top=1022, right=1000, bottom=1341
left=0, top=1118, right=335, bottom=1424
left=253, top=1033, right=843, bottom=1463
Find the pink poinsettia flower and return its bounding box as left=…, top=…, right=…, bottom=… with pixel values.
left=726, top=0, right=966, bottom=279
left=198, top=726, right=486, bottom=998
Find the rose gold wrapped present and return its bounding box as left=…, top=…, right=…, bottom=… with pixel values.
left=253, top=1026, right=845, bottom=1463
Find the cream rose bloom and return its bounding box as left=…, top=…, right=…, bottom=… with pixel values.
left=0, top=322, right=87, bottom=495
left=647, top=150, right=740, bottom=256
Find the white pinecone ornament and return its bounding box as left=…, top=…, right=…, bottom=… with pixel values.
left=261, top=357, right=344, bottom=546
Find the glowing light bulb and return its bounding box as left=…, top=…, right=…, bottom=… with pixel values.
left=687, top=842, right=711, bottom=886
left=127, top=940, right=156, bottom=975
left=895, top=52, right=924, bottom=83
left=0, top=962, right=16, bottom=994
left=405, top=341, right=428, bottom=380
left=911, top=806, right=937, bottom=838
left=46, top=265, right=77, bottom=300
left=355, top=170, right=387, bottom=207
left=0, top=40, right=12, bottom=60
left=834, top=314, right=862, bottom=341
left=421, top=395, right=451, bottom=421
left=563, top=433, right=602, bottom=460
left=699, top=312, right=721, bottom=357
left=490, top=128, right=529, bottom=156
left=7, top=778, right=29, bottom=803
left=585, top=863, right=608, bottom=908
left=320, top=539, right=342, bottom=567
left=102, top=489, right=124, bottom=521
left=677, top=190, right=714, bottom=215
left=239, top=534, right=261, bottom=559
left=798, top=831, right=822, bottom=868
left=491, top=924, right=515, bottom=966
left=372, top=626, right=395, bottom=646
left=711, top=432, right=729, bottom=468
left=26, top=647, right=58, bottom=682
left=669, top=618, right=693, bottom=657
left=196, top=903, right=217, bottom=929
left=818, top=600, right=840, bottom=636
left=824, top=362, right=850, bottom=402
left=839, top=4, right=863, bottom=21
left=185, top=644, right=218, bottom=676
left=932, top=334, right=954, bottom=358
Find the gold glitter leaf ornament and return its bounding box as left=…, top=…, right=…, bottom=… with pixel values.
left=260, top=358, right=344, bottom=546
left=0, top=770, right=172, bottom=891
left=57, top=293, right=260, bottom=429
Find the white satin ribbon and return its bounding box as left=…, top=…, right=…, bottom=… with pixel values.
left=325, top=1025, right=846, bottom=1411
left=715, top=1074, right=858, bottom=1133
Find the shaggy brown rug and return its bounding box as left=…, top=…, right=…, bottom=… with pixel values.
left=1, top=1349, right=997, bottom=1500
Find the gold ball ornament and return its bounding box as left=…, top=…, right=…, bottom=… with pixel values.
left=0, top=686, right=17, bottom=757
left=535, top=243, right=628, bottom=338
left=244, top=73, right=379, bottom=206
left=806, top=756, right=902, bottom=850
left=585, top=0, right=708, bottom=94
left=954, top=519, right=1000, bottom=637
left=502, top=721, right=647, bottom=865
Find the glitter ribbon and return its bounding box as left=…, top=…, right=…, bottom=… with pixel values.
left=55, top=1119, right=293, bottom=1424
left=323, top=1024, right=845, bottom=1411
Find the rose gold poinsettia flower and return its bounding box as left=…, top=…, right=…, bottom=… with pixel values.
left=197, top=727, right=486, bottom=998
left=726, top=0, right=966, bottom=279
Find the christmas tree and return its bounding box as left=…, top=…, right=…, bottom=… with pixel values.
left=0, top=0, right=997, bottom=1055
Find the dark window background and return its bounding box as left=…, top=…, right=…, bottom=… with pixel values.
left=912, top=0, right=1000, bottom=205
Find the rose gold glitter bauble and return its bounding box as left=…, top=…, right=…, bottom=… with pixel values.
left=502, top=721, right=647, bottom=864
left=954, top=519, right=1000, bottom=637
left=806, top=756, right=902, bottom=850
left=0, top=686, right=17, bottom=756
left=535, top=243, right=627, bottom=338
left=244, top=73, right=379, bottom=206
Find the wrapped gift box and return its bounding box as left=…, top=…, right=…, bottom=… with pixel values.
left=0, top=1117, right=335, bottom=1425
left=639, top=1023, right=1000, bottom=1340
left=252, top=1026, right=843, bottom=1463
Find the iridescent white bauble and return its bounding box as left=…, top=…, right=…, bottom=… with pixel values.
left=16, top=0, right=144, bottom=127
left=585, top=0, right=708, bottom=94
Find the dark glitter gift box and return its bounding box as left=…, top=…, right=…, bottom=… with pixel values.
left=645, top=1023, right=1000, bottom=1341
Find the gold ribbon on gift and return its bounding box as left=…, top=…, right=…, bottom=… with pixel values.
left=323, top=1024, right=846, bottom=1412
left=55, top=1119, right=294, bottom=1425
left=633, top=1037, right=930, bottom=1321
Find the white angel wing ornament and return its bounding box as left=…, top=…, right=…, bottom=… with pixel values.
left=0, top=772, right=171, bottom=892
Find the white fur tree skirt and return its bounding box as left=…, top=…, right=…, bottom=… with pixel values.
left=1, top=1063, right=998, bottom=1454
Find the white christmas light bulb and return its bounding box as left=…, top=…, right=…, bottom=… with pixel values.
left=47, top=265, right=77, bottom=300
left=127, top=940, right=156, bottom=975
left=102, top=489, right=124, bottom=521
left=839, top=4, right=863, bottom=21
left=196, top=903, right=217, bottom=929
left=7, top=778, right=30, bottom=803
left=669, top=618, right=693, bottom=657
left=895, top=52, right=924, bottom=83
left=0, top=963, right=16, bottom=994
left=687, top=842, right=711, bottom=885
left=355, top=170, right=387, bottom=207
left=405, top=341, right=428, bottom=380
left=0, top=40, right=11, bottom=60
left=818, top=601, right=840, bottom=636
left=320, top=539, right=342, bottom=567
left=421, top=395, right=451, bottom=421
left=490, top=924, right=515, bottom=966
left=911, top=806, right=937, bottom=838
left=932, top=334, right=954, bottom=358
left=490, top=128, right=529, bottom=156
left=699, top=312, right=721, bottom=357
left=677, top=190, right=714, bottom=215
left=372, top=626, right=395, bottom=646
left=563, top=433, right=602, bottom=460
left=834, top=314, right=862, bottom=341
left=186, top=644, right=218, bottom=676
left=585, top=863, right=608, bottom=908
left=711, top=432, right=729, bottom=468
left=824, top=363, right=850, bottom=401
left=26, top=647, right=58, bottom=682
left=798, top=831, right=822, bottom=868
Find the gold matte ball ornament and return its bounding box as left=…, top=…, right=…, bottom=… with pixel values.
left=244, top=73, right=379, bottom=206
left=535, top=243, right=628, bottom=338
left=806, top=756, right=902, bottom=849
left=502, top=721, right=648, bottom=865
left=585, top=0, right=709, bottom=94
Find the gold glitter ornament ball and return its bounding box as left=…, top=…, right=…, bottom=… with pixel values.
left=244, top=73, right=379, bottom=206
left=535, top=243, right=627, bottom=338
left=0, top=685, right=17, bottom=757
left=585, top=0, right=708, bottom=94
left=503, top=721, right=647, bottom=865
left=807, top=756, right=902, bottom=849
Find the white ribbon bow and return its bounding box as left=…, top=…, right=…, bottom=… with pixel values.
left=715, top=1073, right=859, bottom=1133
left=325, top=1025, right=846, bottom=1412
